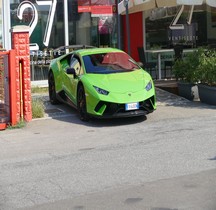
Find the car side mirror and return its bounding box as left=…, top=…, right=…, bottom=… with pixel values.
left=137, top=62, right=143, bottom=68
left=66, top=67, right=76, bottom=77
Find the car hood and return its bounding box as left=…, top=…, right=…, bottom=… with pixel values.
left=84, top=70, right=149, bottom=93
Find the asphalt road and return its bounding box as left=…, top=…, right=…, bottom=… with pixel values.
left=0, top=88, right=216, bottom=210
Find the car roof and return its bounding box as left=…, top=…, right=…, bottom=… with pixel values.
left=74, top=47, right=124, bottom=56
left=53, top=47, right=125, bottom=60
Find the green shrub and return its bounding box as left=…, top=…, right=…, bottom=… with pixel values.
left=32, top=98, right=45, bottom=118
left=172, top=47, right=205, bottom=83
left=7, top=120, right=26, bottom=129
left=197, top=49, right=216, bottom=86
left=31, top=86, right=48, bottom=94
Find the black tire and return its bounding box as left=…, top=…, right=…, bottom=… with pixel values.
left=48, top=71, right=59, bottom=105
left=77, top=85, right=89, bottom=121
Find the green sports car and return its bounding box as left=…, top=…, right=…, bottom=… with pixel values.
left=48, top=47, right=156, bottom=121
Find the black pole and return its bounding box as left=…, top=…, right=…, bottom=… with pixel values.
left=125, top=0, right=131, bottom=55
left=117, top=0, right=122, bottom=50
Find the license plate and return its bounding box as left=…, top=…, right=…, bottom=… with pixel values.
left=125, top=102, right=139, bottom=111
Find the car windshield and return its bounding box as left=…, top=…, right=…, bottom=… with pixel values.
left=83, top=52, right=140, bottom=74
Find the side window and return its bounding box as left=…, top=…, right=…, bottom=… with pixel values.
left=70, top=57, right=81, bottom=75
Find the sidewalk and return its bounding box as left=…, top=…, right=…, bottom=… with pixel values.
left=34, top=87, right=211, bottom=120
left=32, top=87, right=201, bottom=120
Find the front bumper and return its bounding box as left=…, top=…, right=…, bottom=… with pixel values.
left=91, top=95, right=156, bottom=119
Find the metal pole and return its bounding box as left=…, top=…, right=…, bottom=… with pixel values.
left=125, top=0, right=131, bottom=55
left=2, top=0, right=11, bottom=50
left=19, top=62, right=24, bottom=121
left=117, top=0, right=122, bottom=50
left=64, top=0, right=69, bottom=53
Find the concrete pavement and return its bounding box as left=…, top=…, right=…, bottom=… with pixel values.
left=0, top=88, right=216, bottom=210
left=19, top=169, right=216, bottom=210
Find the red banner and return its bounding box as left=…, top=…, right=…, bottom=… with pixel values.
left=78, top=6, right=91, bottom=13
left=78, top=5, right=114, bottom=16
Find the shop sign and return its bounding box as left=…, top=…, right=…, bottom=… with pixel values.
left=17, top=0, right=57, bottom=49
left=78, top=6, right=91, bottom=13
left=168, top=23, right=198, bottom=46
left=78, top=5, right=114, bottom=17
left=91, top=6, right=114, bottom=17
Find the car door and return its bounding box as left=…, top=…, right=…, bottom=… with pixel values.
left=62, top=54, right=81, bottom=105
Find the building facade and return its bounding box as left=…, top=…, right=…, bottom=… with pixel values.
left=1, top=0, right=216, bottom=81
left=1, top=0, right=118, bottom=81
left=119, top=0, right=216, bottom=71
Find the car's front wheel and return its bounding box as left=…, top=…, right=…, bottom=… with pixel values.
left=48, top=71, right=59, bottom=105
left=77, top=85, right=89, bottom=121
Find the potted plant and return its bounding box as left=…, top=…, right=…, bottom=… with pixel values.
left=172, top=48, right=203, bottom=100
left=196, top=49, right=216, bottom=105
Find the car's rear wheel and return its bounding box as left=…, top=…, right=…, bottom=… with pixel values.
left=48, top=71, right=59, bottom=105
left=77, top=85, right=89, bottom=121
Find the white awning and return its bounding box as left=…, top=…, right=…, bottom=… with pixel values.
left=177, top=0, right=203, bottom=5
left=175, top=0, right=216, bottom=7
left=156, top=0, right=177, bottom=8
left=118, top=0, right=156, bottom=15
left=206, top=0, right=216, bottom=7
left=118, top=0, right=135, bottom=15
left=118, top=0, right=216, bottom=15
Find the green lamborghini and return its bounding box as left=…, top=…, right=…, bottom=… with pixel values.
left=48, top=47, right=156, bottom=121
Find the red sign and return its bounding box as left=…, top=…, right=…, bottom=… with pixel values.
left=78, top=5, right=114, bottom=16
left=78, top=6, right=91, bottom=13
left=91, top=5, right=113, bottom=15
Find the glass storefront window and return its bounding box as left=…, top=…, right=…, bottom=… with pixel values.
left=145, top=5, right=216, bottom=50
left=10, top=0, right=117, bottom=81
left=145, top=5, right=216, bottom=75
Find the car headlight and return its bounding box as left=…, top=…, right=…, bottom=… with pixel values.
left=93, top=86, right=109, bottom=95
left=145, top=81, right=153, bottom=91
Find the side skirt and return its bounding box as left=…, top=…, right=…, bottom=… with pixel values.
left=56, top=90, right=77, bottom=109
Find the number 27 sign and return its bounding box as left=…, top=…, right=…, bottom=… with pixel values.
left=17, top=0, right=57, bottom=48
